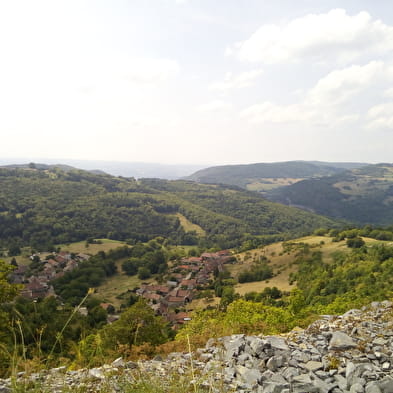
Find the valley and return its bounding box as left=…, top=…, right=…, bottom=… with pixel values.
left=2, top=164, right=393, bottom=382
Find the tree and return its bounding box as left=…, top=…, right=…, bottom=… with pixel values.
left=0, top=260, right=22, bottom=375
left=0, top=260, right=20, bottom=303
left=122, top=259, right=139, bottom=276
left=346, top=237, right=365, bottom=248
left=137, top=267, right=151, bottom=280
left=8, top=245, right=21, bottom=257
left=102, top=299, right=169, bottom=348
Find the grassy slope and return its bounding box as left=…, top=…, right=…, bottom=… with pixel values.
left=230, top=236, right=388, bottom=295
left=94, top=262, right=147, bottom=309
left=174, top=213, right=206, bottom=236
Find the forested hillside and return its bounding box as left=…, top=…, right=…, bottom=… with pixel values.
left=185, top=161, right=366, bottom=191
left=0, top=167, right=336, bottom=252
left=268, top=163, right=393, bottom=225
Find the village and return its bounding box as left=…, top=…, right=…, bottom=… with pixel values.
left=9, top=248, right=235, bottom=328
left=137, top=250, right=234, bottom=327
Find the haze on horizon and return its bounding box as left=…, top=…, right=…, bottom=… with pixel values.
left=1, top=0, right=393, bottom=166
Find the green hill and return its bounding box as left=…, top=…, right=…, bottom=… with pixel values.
left=267, top=163, right=393, bottom=225
left=185, top=161, right=366, bottom=192
left=0, top=166, right=337, bottom=251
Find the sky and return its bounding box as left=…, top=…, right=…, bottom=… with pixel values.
left=1, top=0, right=393, bottom=166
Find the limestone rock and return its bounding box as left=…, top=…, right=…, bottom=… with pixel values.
left=329, top=331, right=357, bottom=350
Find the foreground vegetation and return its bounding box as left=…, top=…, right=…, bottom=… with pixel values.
left=1, top=225, right=393, bottom=378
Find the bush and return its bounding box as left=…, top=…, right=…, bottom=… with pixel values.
left=346, top=237, right=365, bottom=248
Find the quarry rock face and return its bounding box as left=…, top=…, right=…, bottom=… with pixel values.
left=2, top=301, right=393, bottom=392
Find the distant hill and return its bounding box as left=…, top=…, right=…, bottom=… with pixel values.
left=0, top=162, right=108, bottom=175
left=0, top=158, right=206, bottom=179
left=267, top=163, right=393, bottom=225
left=184, top=161, right=367, bottom=192
left=0, top=166, right=337, bottom=251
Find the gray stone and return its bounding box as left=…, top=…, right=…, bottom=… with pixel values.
left=270, top=373, right=288, bottom=384
left=125, top=361, right=138, bottom=369
left=335, top=374, right=349, bottom=390
left=235, top=365, right=262, bottom=386
left=304, top=360, right=324, bottom=372
left=350, top=383, right=364, bottom=393
left=249, top=337, right=268, bottom=356
left=111, top=357, right=125, bottom=368
left=365, top=382, right=382, bottom=393
left=292, top=379, right=320, bottom=393
left=260, top=374, right=290, bottom=393
left=266, top=357, right=278, bottom=372
left=378, top=376, right=393, bottom=393
left=329, top=331, right=357, bottom=350
left=292, top=373, right=313, bottom=384
left=88, top=368, right=105, bottom=379
left=346, top=361, right=356, bottom=382
left=265, top=336, right=289, bottom=351
left=281, top=366, right=300, bottom=381
left=262, top=381, right=290, bottom=393
left=292, top=349, right=311, bottom=363
left=372, top=337, right=387, bottom=346
left=381, top=362, right=390, bottom=370
left=261, top=369, right=275, bottom=381
left=223, top=335, right=245, bottom=360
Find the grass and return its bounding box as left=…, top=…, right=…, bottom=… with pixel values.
left=175, top=213, right=206, bottom=236
left=2, top=240, right=127, bottom=267
left=230, top=235, right=388, bottom=295
left=246, top=177, right=304, bottom=192
left=56, top=239, right=127, bottom=255
left=94, top=262, right=148, bottom=309
left=12, top=366, right=233, bottom=393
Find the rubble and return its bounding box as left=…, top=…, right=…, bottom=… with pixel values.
left=2, top=301, right=393, bottom=392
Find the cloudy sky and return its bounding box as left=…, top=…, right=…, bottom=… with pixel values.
left=1, top=0, right=393, bottom=165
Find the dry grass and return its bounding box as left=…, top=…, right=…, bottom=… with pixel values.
left=3, top=240, right=127, bottom=266
left=246, top=177, right=304, bottom=192
left=57, top=239, right=127, bottom=255
left=230, top=235, right=384, bottom=295
left=175, top=213, right=206, bottom=236
left=94, top=262, right=151, bottom=308
left=188, top=297, right=220, bottom=310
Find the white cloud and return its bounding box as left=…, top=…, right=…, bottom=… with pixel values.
left=306, top=61, right=385, bottom=106
left=229, top=9, right=393, bottom=64
left=367, top=102, right=393, bottom=129
left=209, top=69, right=263, bottom=91
left=197, top=100, right=232, bottom=112
left=241, top=61, right=390, bottom=127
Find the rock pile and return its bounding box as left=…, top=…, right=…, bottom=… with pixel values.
left=2, top=301, right=393, bottom=392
